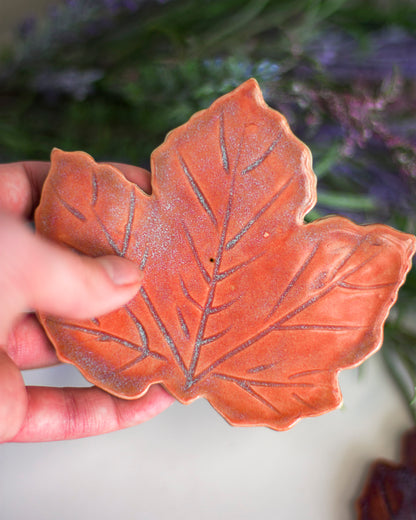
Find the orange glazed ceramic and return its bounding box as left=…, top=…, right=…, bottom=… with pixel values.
left=35, top=79, right=416, bottom=430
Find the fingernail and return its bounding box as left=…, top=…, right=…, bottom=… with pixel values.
left=97, top=257, right=143, bottom=286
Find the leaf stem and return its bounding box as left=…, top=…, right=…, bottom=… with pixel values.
left=186, top=114, right=238, bottom=385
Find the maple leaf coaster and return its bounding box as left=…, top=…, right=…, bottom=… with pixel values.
left=35, top=79, right=416, bottom=430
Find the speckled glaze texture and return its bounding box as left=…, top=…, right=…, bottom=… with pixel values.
left=35, top=79, right=416, bottom=430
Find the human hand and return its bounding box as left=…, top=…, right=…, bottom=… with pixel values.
left=0, top=160, right=174, bottom=443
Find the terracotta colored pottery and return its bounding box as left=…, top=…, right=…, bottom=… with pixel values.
left=35, top=79, right=416, bottom=430
left=357, top=428, right=416, bottom=518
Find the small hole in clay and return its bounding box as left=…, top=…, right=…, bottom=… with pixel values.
left=209, top=258, right=215, bottom=263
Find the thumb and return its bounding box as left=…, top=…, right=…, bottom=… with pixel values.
left=0, top=213, right=142, bottom=343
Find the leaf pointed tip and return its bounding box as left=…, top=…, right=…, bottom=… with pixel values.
left=236, top=77, right=263, bottom=102
left=50, top=148, right=96, bottom=168
left=241, top=77, right=261, bottom=91
left=50, top=148, right=81, bottom=166
left=50, top=147, right=65, bottom=161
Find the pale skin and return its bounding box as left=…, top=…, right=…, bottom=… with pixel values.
left=0, top=160, right=174, bottom=443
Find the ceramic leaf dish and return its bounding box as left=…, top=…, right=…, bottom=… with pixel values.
left=35, top=79, right=416, bottom=430
left=357, top=428, right=416, bottom=518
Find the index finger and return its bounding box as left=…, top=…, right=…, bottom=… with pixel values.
left=10, top=384, right=174, bottom=442
left=109, top=162, right=152, bottom=195
left=0, top=161, right=50, bottom=218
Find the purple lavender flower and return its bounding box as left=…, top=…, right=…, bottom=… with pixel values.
left=311, top=28, right=416, bottom=81
left=103, top=0, right=120, bottom=13
left=120, top=0, right=141, bottom=11
left=102, top=0, right=148, bottom=14
left=31, top=68, right=103, bottom=101
left=17, top=16, right=36, bottom=40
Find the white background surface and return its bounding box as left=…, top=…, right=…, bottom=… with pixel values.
left=0, top=351, right=412, bottom=520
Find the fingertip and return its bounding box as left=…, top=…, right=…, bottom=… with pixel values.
left=44, top=253, right=144, bottom=321
left=0, top=350, right=28, bottom=443
left=96, top=256, right=144, bottom=287
left=10, top=384, right=174, bottom=441
left=0, top=161, right=50, bottom=218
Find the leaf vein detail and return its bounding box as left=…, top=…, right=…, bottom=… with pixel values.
left=193, top=235, right=376, bottom=384
left=219, top=112, right=229, bottom=173
left=140, top=287, right=187, bottom=374
left=178, top=152, right=217, bottom=226
left=183, top=222, right=211, bottom=283
left=121, top=188, right=135, bottom=256
left=240, top=133, right=281, bottom=175
left=55, top=187, right=86, bottom=222
left=226, top=176, right=294, bottom=250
